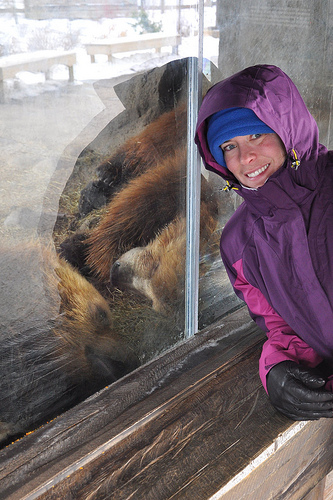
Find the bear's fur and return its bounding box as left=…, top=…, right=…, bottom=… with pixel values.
left=79, top=104, right=187, bottom=217
left=85, top=146, right=186, bottom=280
left=110, top=202, right=218, bottom=315
left=111, top=217, right=187, bottom=314
left=57, top=101, right=219, bottom=322
left=60, top=145, right=218, bottom=286
left=0, top=241, right=139, bottom=446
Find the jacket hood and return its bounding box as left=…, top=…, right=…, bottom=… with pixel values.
left=195, top=65, right=322, bottom=192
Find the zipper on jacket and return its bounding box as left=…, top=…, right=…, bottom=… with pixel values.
left=291, top=149, right=301, bottom=170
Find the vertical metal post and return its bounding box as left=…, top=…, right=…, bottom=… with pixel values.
left=184, top=0, right=204, bottom=338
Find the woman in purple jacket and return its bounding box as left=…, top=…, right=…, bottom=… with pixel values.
left=195, top=64, right=333, bottom=420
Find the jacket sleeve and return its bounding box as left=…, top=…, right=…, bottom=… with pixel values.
left=228, top=258, right=323, bottom=392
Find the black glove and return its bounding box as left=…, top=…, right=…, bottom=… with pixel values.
left=266, top=360, right=333, bottom=420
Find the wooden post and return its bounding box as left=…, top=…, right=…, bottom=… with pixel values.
left=68, top=64, right=74, bottom=82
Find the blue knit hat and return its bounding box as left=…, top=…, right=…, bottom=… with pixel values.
left=207, top=107, right=275, bottom=167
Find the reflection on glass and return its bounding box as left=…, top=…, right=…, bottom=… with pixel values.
left=0, top=0, right=221, bottom=446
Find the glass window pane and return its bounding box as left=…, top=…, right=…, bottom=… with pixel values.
left=0, top=1, right=202, bottom=446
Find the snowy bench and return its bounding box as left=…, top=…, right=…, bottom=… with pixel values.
left=0, top=50, right=77, bottom=102
left=85, top=33, right=181, bottom=63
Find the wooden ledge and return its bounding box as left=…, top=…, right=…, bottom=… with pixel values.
left=0, top=306, right=332, bottom=499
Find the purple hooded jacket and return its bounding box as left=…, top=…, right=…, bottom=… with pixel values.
left=195, top=65, right=333, bottom=391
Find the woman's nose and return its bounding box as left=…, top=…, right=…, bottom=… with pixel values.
left=239, top=145, right=256, bottom=164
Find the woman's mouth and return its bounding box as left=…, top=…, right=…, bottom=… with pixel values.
left=246, top=163, right=269, bottom=178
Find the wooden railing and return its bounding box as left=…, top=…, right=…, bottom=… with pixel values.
left=0, top=306, right=332, bottom=499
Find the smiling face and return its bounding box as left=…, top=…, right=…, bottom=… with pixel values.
left=221, top=133, right=287, bottom=188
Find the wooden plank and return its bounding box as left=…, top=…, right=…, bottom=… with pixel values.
left=324, top=470, right=333, bottom=500
left=15, top=347, right=333, bottom=500
left=212, top=419, right=333, bottom=500
left=304, top=479, right=326, bottom=500
left=1, top=306, right=332, bottom=499
left=0, top=307, right=267, bottom=498
left=26, top=348, right=285, bottom=499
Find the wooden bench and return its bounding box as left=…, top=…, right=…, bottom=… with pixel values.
left=85, top=33, right=181, bottom=63
left=0, top=50, right=77, bottom=102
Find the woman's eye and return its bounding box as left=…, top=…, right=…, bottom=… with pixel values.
left=222, top=143, right=235, bottom=152
left=251, top=133, right=262, bottom=139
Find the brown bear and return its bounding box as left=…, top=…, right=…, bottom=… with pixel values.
left=0, top=240, right=139, bottom=446
left=78, top=146, right=218, bottom=284
left=56, top=105, right=189, bottom=278
left=57, top=104, right=219, bottom=326
left=110, top=201, right=218, bottom=315
left=50, top=63, right=221, bottom=405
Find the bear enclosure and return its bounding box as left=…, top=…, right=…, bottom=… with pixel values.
left=0, top=1, right=333, bottom=499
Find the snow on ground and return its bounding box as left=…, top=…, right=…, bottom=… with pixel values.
left=0, top=10, right=218, bottom=101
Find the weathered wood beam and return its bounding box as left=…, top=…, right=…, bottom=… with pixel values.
left=0, top=306, right=332, bottom=499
